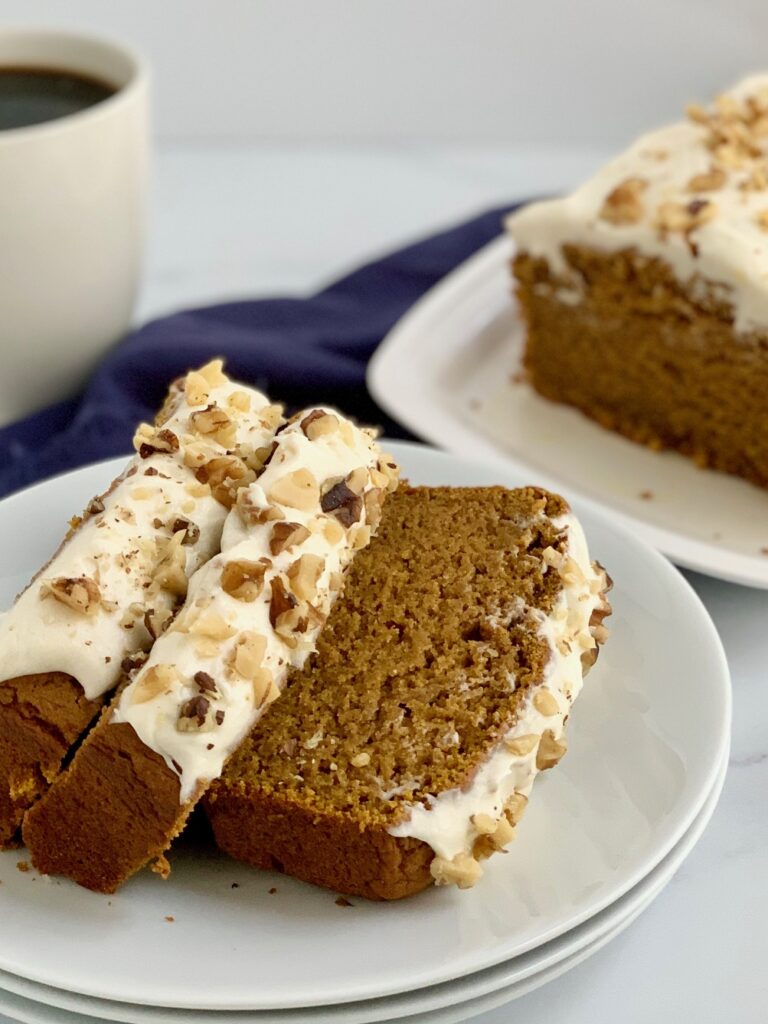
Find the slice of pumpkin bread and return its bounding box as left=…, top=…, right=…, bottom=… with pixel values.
left=205, top=485, right=611, bottom=900
left=23, top=409, right=398, bottom=893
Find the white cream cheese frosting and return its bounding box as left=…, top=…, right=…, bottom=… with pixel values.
left=388, top=513, right=608, bottom=888
left=506, top=74, right=768, bottom=333
left=112, top=408, right=399, bottom=803
left=0, top=361, right=281, bottom=700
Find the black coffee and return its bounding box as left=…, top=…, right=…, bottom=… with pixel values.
left=0, top=67, right=115, bottom=130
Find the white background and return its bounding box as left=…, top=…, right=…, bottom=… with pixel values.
left=2, top=0, right=767, bottom=146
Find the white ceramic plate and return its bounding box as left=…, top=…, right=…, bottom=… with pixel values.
left=368, top=235, right=768, bottom=589
left=0, top=444, right=730, bottom=1010
left=0, top=746, right=728, bottom=1024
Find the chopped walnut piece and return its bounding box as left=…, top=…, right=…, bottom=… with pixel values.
left=252, top=668, right=279, bottom=708
left=221, top=559, right=267, bottom=602
left=260, top=403, right=284, bottom=430
left=686, top=166, right=727, bottom=192
left=533, top=689, right=560, bottom=716
left=169, top=516, right=201, bottom=545
left=185, top=370, right=211, bottom=407
left=198, top=359, right=227, bottom=387
left=135, top=427, right=180, bottom=460
left=190, top=404, right=237, bottom=448
left=41, top=576, right=101, bottom=616
left=536, top=729, right=568, bottom=770
left=376, top=456, right=400, bottom=492
left=300, top=410, right=340, bottom=440
left=505, top=792, right=528, bottom=826
left=349, top=523, right=372, bottom=551
left=323, top=518, right=345, bottom=545
left=132, top=664, right=178, bottom=705
left=269, top=469, right=320, bottom=511
left=269, top=577, right=298, bottom=628
left=144, top=606, right=172, bottom=641
left=194, top=671, right=218, bottom=695
left=229, top=631, right=267, bottom=679
left=227, top=390, right=251, bottom=413
left=598, top=177, right=647, bottom=226
left=286, top=553, right=324, bottom=602
left=177, top=695, right=215, bottom=732
left=656, top=198, right=717, bottom=237
left=236, top=488, right=284, bottom=525
left=504, top=733, right=539, bottom=757
left=363, top=487, right=385, bottom=529
left=430, top=852, right=482, bottom=889
left=270, top=521, right=311, bottom=556
left=155, top=533, right=188, bottom=597
left=321, top=478, right=362, bottom=527
left=196, top=455, right=255, bottom=508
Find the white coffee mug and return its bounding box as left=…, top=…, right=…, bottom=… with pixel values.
left=0, top=28, right=149, bottom=426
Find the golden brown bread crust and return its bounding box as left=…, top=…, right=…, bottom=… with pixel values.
left=0, top=674, right=102, bottom=848
left=208, top=786, right=434, bottom=901
left=205, top=486, right=585, bottom=901
left=23, top=714, right=194, bottom=893
left=514, top=246, right=768, bottom=489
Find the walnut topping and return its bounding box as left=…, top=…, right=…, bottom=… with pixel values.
left=230, top=631, right=267, bottom=679
left=177, top=695, right=216, bottom=732
left=169, top=516, right=201, bottom=545
left=300, top=410, right=340, bottom=440
left=321, top=478, right=363, bottom=527
left=221, top=559, right=267, bottom=602
left=86, top=496, right=105, bottom=517
left=598, top=177, right=647, bottom=226
left=430, top=852, right=482, bottom=889
left=349, top=523, right=372, bottom=551
left=134, top=426, right=180, bottom=460
left=686, top=166, right=726, bottom=192
left=196, top=455, right=255, bottom=508
left=656, top=198, right=717, bottom=236
left=286, top=553, right=324, bottom=602
left=190, top=404, right=237, bottom=448
left=226, top=389, right=251, bottom=413
left=269, top=576, right=298, bottom=628
left=132, top=664, right=178, bottom=705
left=154, top=533, right=188, bottom=596
left=504, top=733, right=539, bottom=757
left=121, top=650, right=148, bottom=676
left=41, top=576, right=101, bottom=616
left=269, top=469, right=320, bottom=511
left=322, top=518, right=345, bottom=545
left=236, top=487, right=284, bottom=525
left=363, top=487, right=385, bottom=529
left=270, top=521, right=311, bottom=556
left=252, top=667, right=279, bottom=708
left=505, top=792, right=528, bottom=826
left=144, top=606, right=172, bottom=640
left=260, top=403, right=284, bottom=430
left=183, top=441, right=212, bottom=469
left=185, top=371, right=211, bottom=407
left=194, top=670, right=218, bottom=695
left=536, top=729, right=568, bottom=770
left=533, top=689, right=560, bottom=716
left=196, top=358, right=227, bottom=386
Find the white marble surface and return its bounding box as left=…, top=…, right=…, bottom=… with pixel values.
left=3, top=143, right=766, bottom=1023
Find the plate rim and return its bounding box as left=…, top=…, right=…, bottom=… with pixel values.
left=0, top=745, right=729, bottom=1024
left=0, top=442, right=731, bottom=1008
left=368, top=234, right=768, bottom=590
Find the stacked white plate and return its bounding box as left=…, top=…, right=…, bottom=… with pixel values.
left=0, top=441, right=730, bottom=1024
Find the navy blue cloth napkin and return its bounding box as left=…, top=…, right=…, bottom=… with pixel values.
left=0, top=203, right=516, bottom=499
